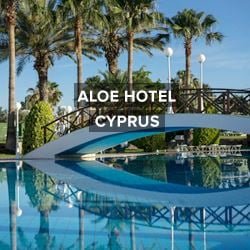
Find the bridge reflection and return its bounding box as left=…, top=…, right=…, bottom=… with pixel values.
left=1, top=161, right=250, bottom=250
left=46, top=181, right=250, bottom=233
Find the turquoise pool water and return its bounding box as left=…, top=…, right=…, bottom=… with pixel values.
left=0, top=154, right=249, bottom=249
left=106, top=154, right=250, bottom=189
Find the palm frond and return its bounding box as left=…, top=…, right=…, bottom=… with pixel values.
left=206, top=32, right=224, bottom=45
left=17, top=55, right=30, bottom=75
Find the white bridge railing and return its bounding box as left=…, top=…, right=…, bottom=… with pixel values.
left=176, top=144, right=242, bottom=158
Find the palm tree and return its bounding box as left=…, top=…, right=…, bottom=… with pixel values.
left=172, top=70, right=200, bottom=89
left=62, top=0, right=103, bottom=108
left=111, top=0, right=165, bottom=94
left=1, top=0, right=17, bottom=152
left=95, top=10, right=124, bottom=75
left=95, top=6, right=164, bottom=76
left=12, top=0, right=74, bottom=102
left=0, top=10, right=8, bottom=49
left=167, top=9, right=223, bottom=88
left=24, top=82, right=63, bottom=110
left=86, top=67, right=163, bottom=94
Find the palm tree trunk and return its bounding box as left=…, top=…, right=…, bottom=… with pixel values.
left=107, top=56, right=118, bottom=75
left=34, top=56, right=49, bottom=102
left=5, top=2, right=16, bottom=152
left=75, top=14, right=83, bottom=108
left=185, top=41, right=192, bottom=89
left=105, top=35, right=120, bottom=75
left=184, top=41, right=192, bottom=145
left=37, top=68, right=48, bottom=102
left=128, top=31, right=134, bottom=95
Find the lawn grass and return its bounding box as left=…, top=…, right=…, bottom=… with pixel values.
left=0, top=123, right=7, bottom=142
left=124, top=148, right=144, bottom=153
left=220, top=135, right=247, bottom=140
left=0, top=154, right=15, bottom=159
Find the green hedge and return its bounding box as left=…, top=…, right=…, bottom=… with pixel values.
left=193, top=128, right=220, bottom=146
left=193, top=106, right=220, bottom=146
left=23, top=102, right=55, bottom=154
left=0, top=123, right=7, bottom=142
left=132, top=133, right=166, bottom=152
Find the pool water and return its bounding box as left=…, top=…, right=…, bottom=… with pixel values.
left=0, top=154, right=249, bottom=249
left=106, top=154, right=250, bottom=189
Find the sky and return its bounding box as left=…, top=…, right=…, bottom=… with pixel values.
left=1, top=0, right=250, bottom=109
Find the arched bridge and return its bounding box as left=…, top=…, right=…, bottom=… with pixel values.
left=24, top=88, right=250, bottom=159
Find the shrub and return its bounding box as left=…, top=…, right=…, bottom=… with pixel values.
left=193, top=128, right=220, bottom=146
left=23, top=101, right=55, bottom=154
left=132, top=133, right=166, bottom=152
left=193, top=106, right=220, bottom=146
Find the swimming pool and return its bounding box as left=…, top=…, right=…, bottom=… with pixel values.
left=0, top=154, right=249, bottom=249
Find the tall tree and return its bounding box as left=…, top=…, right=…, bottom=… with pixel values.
left=95, top=5, right=164, bottom=76
left=1, top=0, right=17, bottom=152
left=172, top=70, right=200, bottom=89
left=0, top=10, right=8, bottom=48
left=95, top=10, right=124, bottom=75
left=12, top=0, right=73, bottom=102
left=111, top=0, right=164, bottom=94
left=62, top=0, right=103, bottom=108
left=164, top=9, right=223, bottom=145
left=167, top=9, right=223, bottom=88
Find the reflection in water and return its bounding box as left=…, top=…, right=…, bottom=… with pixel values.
left=107, top=154, right=250, bottom=189
left=121, top=155, right=168, bottom=182
left=23, top=165, right=59, bottom=250
left=78, top=192, right=84, bottom=250
left=0, top=157, right=249, bottom=249
left=130, top=210, right=136, bottom=250
left=49, top=181, right=250, bottom=249
left=16, top=162, right=23, bottom=217
left=192, top=158, right=221, bottom=188
left=7, top=163, right=17, bottom=250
